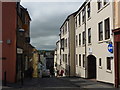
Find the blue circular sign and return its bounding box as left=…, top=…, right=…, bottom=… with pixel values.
left=108, top=44, right=113, bottom=53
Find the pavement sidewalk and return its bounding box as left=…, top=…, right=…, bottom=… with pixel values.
left=58, top=77, right=117, bottom=88
left=2, top=78, right=39, bottom=89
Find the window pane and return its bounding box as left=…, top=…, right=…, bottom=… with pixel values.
left=82, top=8, right=85, bottom=23
left=65, top=54, right=67, bottom=63
left=98, top=21, right=103, bottom=41
left=104, top=0, right=109, bottom=5
left=88, top=28, right=91, bottom=43
left=105, top=18, right=110, bottom=40
left=79, top=34, right=81, bottom=46
left=76, top=35, right=78, bottom=46
left=99, top=58, right=102, bottom=66
left=79, top=54, right=81, bottom=66
left=98, top=0, right=102, bottom=10
left=87, top=2, right=90, bottom=18
left=83, top=31, right=85, bottom=44
left=75, top=17, right=77, bottom=27
left=76, top=54, right=78, bottom=66
left=83, top=54, right=85, bottom=67
left=107, top=57, right=111, bottom=70
left=79, top=13, right=81, bottom=25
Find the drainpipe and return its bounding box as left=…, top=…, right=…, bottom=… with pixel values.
left=113, top=1, right=119, bottom=88
left=59, top=33, right=62, bottom=67
left=15, top=2, right=19, bottom=83
left=84, top=5, right=87, bottom=78
left=68, top=19, right=70, bottom=77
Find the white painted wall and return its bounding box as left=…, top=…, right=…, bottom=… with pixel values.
left=75, top=1, right=114, bottom=84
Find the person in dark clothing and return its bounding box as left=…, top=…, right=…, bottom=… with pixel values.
left=28, top=66, right=33, bottom=78
left=60, top=70, right=64, bottom=76
left=57, top=70, right=59, bottom=77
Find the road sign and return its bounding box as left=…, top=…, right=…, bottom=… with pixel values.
left=17, top=48, right=23, bottom=54
left=108, top=44, right=113, bottom=53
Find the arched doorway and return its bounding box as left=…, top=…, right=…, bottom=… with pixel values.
left=87, top=55, right=96, bottom=79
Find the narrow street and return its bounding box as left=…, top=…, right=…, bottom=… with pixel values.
left=2, top=77, right=114, bottom=90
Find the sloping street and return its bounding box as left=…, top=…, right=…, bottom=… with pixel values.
left=2, top=77, right=115, bottom=90
left=1, top=0, right=120, bottom=89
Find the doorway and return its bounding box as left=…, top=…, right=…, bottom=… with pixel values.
left=87, top=55, right=96, bottom=79
left=118, top=43, right=120, bottom=85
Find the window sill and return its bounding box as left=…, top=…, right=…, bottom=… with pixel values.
left=97, top=2, right=110, bottom=13
left=104, top=39, right=111, bottom=43
left=82, top=22, right=85, bottom=25
left=98, top=39, right=111, bottom=44
left=99, top=66, right=102, bottom=69
left=87, top=17, right=91, bottom=21
left=79, top=66, right=82, bottom=68
left=82, top=44, right=85, bottom=47
left=88, top=43, right=92, bottom=46
left=79, top=25, right=81, bottom=27
left=98, top=41, right=104, bottom=44
left=106, top=70, right=112, bottom=73
left=82, top=67, right=86, bottom=70
left=76, top=46, right=78, bottom=48
left=76, top=65, right=78, bottom=67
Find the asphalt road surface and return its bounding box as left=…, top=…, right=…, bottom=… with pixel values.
left=2, top=77, right=81, bottom=90
left=2, top=77, right=115, bottom=90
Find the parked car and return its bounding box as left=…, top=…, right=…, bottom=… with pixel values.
left=42, top=69, right=50, bottom=77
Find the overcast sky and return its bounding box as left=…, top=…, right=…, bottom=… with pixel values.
left=21, top=1, right=82, bottom=50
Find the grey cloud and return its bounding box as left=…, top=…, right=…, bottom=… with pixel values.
left=21, top=2, right=82, bottom=50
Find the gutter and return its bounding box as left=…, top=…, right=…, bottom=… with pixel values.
left=84, top=5, right=87, bottom=78
left=15, top=2, right=19, bottom=83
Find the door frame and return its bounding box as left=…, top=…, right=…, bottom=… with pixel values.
left=87, top=55, right=96, bottom=79
left=113, top=28, right=120, bottom=88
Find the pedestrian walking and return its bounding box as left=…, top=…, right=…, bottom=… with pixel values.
left=60, top=70, right=64, bottom=76
left=28, top=66, right=33, bottom=78
left=57, top=70, right=59, bottom=77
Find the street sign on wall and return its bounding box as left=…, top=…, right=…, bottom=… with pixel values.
left=17, top=48, right=23, bottom=54
left=108, top=44, right=113, bottom=53
left=0, top=40, right=2, bottom=44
